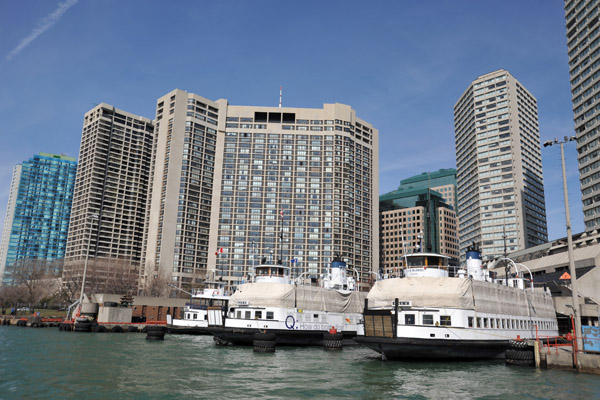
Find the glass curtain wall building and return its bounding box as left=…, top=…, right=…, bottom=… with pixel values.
left=379, top=169, right=459, bottom=270
left=565, top=0, right=600, bottom=231
left=145, top=89, right=379, bottom=292
left=454, top=70, right=548, bottom=262
left=0, top=153, right=77, bottom=285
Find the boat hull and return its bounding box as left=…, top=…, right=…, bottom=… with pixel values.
left=354, top=336, right=508, bottom=360
left=208, top=326, right=358, bottom=346
left=167, top=325, right=212, bottom=335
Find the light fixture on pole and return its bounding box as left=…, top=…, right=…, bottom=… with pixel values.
left=78, top=213, right=99, bottom=315
left=417, top=230, right=424, bottom=253
left=543, top=135, right=582, bottom=356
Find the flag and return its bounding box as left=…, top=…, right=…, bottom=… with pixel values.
left=280, top=210, right=284, bottom=219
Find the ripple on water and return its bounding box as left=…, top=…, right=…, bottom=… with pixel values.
left=1, top=327, right=599, bottom=399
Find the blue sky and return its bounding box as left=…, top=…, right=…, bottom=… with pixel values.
left=0, top=0, right=583, bottom=241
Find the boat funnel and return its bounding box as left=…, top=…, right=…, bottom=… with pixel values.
left=466, top=243, right=485, bottom=281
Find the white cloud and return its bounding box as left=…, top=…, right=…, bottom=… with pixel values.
left=6, top=0, right=79, bottom=61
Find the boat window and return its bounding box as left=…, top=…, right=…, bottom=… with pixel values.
left=266, top=311, right=274, bottom=320
left=478, top=318, right=482, bottom=328
left=423, top=315, right=434, bottom=325
left=255, top=311, right=262, bottom=319
left=483, top=318, right=488, bottom=328
left=440, top=316, right=451, bottom=326
left=186, top=313, right=190, bottom=319
left=236, top=311, right=242, bottom=318
left=405, top=314, right=415, bottom=325
left=245, top=311, right=251, bottom=319
left=204, top=315, right=207, bottom=320
left=496, top=318, right=500, bottom=328
left=468, top=317, right=474, bottom=328
left=193, top=314, right=197, bottom=320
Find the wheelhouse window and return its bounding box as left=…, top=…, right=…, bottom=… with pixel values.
left=405, top=314, right=415, bottom=325
left=423, top=315, right=434, bottom=325
left=266, top=311, right=274, bottom=320
left=468, top=316, right=474, bottom=328
left=245, top=311, right=251, bottom=319
left=440, top=316, right=451, bottom=326
left=255, top=311, right=262, bottom=319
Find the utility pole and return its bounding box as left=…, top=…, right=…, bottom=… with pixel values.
left=543, top=136, right=583, bottom=362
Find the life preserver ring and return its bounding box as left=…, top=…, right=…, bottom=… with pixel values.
left=285, top=315, right=295, bottom=329
left=212, top=290, right=218, bottom=296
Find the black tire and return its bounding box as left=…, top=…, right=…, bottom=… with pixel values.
left=323, top=340, right=343, bottom=350
left=521, top=351, right=534, bottom=360
left=127, top=326, right=139, bottom=333
left=253, top=332, right=276, bottom=342
left=253, top=344, right=276, bottom=353
left=146, top=330, right=165, bottom=341
left=74, top=323, right=91, bottom=332
left=510, top=359, right=534, bottom=367
left=110, top=326, right=124, bottom=333
left=253, top=340, right=276, bottom=347
left=323, top=332, right=343, bottom=341
left=146, top=325, right=167, bottom=333
left=505, top=349, right=517, bottom=359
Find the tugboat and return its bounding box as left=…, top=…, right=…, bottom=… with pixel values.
left=168, top=279, right=229, bottom=335
left=208, top=256, right=366, bottom=346
left=354, top=245, right=559, bottom=360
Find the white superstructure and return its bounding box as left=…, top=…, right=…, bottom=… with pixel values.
left=356, top=246, right=559, bottom=360
left=211, top=258, right=366, bottom=346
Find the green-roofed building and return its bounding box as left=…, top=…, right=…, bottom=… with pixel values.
left=379, top=169, right=458, bottom=274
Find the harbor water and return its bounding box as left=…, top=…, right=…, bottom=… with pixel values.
left=1, top=326, right=599, bottom=399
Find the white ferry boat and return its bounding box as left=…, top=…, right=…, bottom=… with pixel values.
left=354, top=245, right=559, bottom=360
left=209, top=257, right=366, bottom=346
left=168, top=280, right=229, bottom=335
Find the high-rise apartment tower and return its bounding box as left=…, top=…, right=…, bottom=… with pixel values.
left=145, top=89, right=379, bottom=292
left=454, top=70, right=548, bottom=262
left=0, top=153, right=77, bottom=285
left=565, top=0, right=600, bottom=231
left=63, top=104, right=155, bottom=290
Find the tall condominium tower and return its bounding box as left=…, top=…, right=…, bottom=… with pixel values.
left=454, top=70, right=548, bottom=262
left=379, top=168, right=459, bottom=270
left=565, top=0, right=600, bottom=231
left=0, top=153, right=77, bottom=285
left=63, top=104, right=155, bottom=290
left=145, top=89, right=379, bottom=292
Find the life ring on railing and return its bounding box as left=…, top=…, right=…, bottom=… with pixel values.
left=212, top=290, right=218, bottom=296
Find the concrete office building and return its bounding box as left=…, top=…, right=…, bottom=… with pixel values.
left=0, top=153, right=77, bottom=285
left=63, top=104, right=155, bottom=291
left=565, top=0, right=600, bottom=231
left=491, top=229, right=600, bottom=331
left=145, top=89, right=378, bottom=292
left=454, top=70, right=548, bottom=262
left=379, top=169, right=459, bottom=273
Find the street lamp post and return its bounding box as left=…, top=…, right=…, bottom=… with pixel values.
left=417, top=230, right=424, bottom=253
left=543, top=136, right=583, bottom=358
left=78, top=214, right=99, bottom=315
